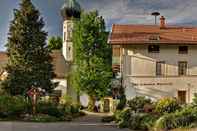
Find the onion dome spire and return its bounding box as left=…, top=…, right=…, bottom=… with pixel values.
left=61, top=0, right=81, bottom=19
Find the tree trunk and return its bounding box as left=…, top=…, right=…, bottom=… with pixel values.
left=88, top=95, right=96, bottom=112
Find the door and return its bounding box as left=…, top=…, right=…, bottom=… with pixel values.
left=177, top=91, right=186, bottom=104
left=103, top=99, right=110, bottom=112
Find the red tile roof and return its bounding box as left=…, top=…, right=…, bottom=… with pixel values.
left=109, top=24, right=197, bottom=45
left=0, top=51, right=69, bottom=79
left=0, top=52, right=7, bottom=60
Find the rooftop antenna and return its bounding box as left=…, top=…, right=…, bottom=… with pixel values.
left=151, top=12, right=160, bottom=25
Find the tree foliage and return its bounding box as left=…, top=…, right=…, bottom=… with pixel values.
left=48, top=36, right=62, bottom=50
left=2, top=0, right=55, bottom=95
left=72, top=11, right=112, bottom=110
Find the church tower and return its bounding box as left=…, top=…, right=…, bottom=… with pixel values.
left=61, top=0, right=81, bottom=61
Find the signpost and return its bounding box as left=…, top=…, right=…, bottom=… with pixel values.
left=27, top=87, right=40, bottom=115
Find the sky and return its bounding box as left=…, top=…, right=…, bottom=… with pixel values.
left=1, top=0, right=197, bottom=51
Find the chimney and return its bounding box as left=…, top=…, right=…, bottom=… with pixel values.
left=160, top=16, right=166, bottom=29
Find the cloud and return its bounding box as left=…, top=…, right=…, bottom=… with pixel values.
left=79, top=0, right=197, bottom=28
left=1, top=0, right=197, bottom=51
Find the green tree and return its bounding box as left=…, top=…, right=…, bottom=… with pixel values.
left=48, top=36, right=62, bottom=50
left=2, top=0, right=55, bottom=95
left=72, top=11, right=112, bottom=111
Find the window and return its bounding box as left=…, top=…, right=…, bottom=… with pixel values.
left=148, top=45, right=160, bottom=53
left=177, top=91, right=186, bottom=104
left=113, top=48, right=120, bottom=57
left=67, top=27, right=73, bottom=40
left=179, top=46, right=188, bottom=54
left=64, top=32, right=66, bottom=42
left=178, top=61, right=187, bottom=76
left=156, top=61, right=165, bottom=76
left=67, top=46, right=72, bottom=59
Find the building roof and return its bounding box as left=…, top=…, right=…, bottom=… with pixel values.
left=61, top=0, right=81, bottom=19
left=109, top=24, right=197, bottom=45
left=0, top=51, right=68, bottom=79
left=51, top=50, right=69, bottom=78
left=0, top=52, right=7, bottom=60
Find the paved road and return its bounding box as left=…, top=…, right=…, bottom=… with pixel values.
left=0, top=112, right=131, bottom=131
left=0, top=122, right=131, bottom=131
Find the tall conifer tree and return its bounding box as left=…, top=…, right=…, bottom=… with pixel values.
left=2, top=0, right=55, bottom=95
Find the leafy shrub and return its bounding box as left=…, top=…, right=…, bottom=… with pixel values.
left=60, top=103, right=80, bottom=115
left=116, top=88, right=126, bottom=110
left=60, top=95, right=73, bottom=105
left=101, top=115, right=115, bottom=123
left=127, top=96, right=152, bottom=112
left=37, top=101, right=64, bottom=118
left=154, top=106, right=197, bottom=130
left=155, top=97, right=180, bottom=114
left=114, top=110, right=122, bottom=123
left=0, top=95, right=27, bottom=118
left=116, top=94, right=126, bottom=110
left=59, top=94, right=80, bottom=115
left=23, top=114, right=71, bottom=122
left=128, top=113, right=158, bottom=131
left=70, top=103, right=80, bottom=114
left=115, top=108, right=132, bottom=128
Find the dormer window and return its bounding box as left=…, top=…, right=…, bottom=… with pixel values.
left=179, top=46, right=188, bottom=54
left=148, top=45, right=160, bottom=53
left=149, top=35, right=160, bottom=41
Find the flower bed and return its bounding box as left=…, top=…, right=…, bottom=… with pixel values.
left=110, top=96, right=197, bottom=131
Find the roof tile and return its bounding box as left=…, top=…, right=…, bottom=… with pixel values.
left=109, top=24, right=197, bottom=44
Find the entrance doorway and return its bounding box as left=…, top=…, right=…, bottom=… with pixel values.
left=103, top=99, right=110, bottom=112
left=177, top=91, right=186, bottom=104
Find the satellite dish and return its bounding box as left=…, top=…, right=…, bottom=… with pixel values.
left=151, top=12, right=160, bottom=25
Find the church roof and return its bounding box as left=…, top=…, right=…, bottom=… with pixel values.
left=0, top=51, right=68, bottom=79
left=61, top=0, right=81, bottom=19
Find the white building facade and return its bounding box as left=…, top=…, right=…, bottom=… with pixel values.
left=109, top=16, right=197, bottom=103
left=123, top=44, right=197, bottom=103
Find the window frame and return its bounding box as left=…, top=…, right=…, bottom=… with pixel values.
left=178, top=46, right=188, bottom=54
left=178, top=61, right=188, bottom=76
left=148, top=45, right=160, bottom=53
left=156, top=61, right=165, bottom=76
left=64, top=32, right=66, bottom=42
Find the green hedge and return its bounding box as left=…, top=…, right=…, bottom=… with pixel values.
left=127, top=96, right=152, bottom=112
left=115, top=108, right=132, bottom=128
left=115, top=108, right=158, bottom=130
left=155, top=97, right=180, bottom=114
left=155, top=106, right=197, bottom=130
left=0, top=94, right=81, bottom=122
left=36, top=102, right=64, bottom=118
left=128, top=113, right=158, bottom=131
left=0, top=95, right=28, bottom=118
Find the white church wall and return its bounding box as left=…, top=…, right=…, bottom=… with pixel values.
left=53, top=79, right=67, bottom=95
